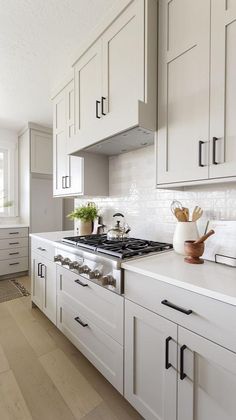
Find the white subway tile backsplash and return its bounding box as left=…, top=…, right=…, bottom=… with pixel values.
left=75, top=145, right=236, bottom=242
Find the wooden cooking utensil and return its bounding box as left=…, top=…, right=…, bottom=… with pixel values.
left=192, top=206, right=203, bottom=222
left=174, top=208, right=188, bottom=222
left=194, top=229, right=215, bottom=244
left=182, top=207, right=189, bottom=222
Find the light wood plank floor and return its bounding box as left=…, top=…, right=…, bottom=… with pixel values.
left=0, top=276, right=143, bottom=420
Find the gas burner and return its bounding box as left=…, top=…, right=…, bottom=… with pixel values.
left=62, top=234, right=173, bottom=259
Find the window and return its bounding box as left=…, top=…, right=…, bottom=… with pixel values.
left=0, top=136, right=18, bottom=217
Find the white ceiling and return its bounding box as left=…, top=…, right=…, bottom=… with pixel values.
left=0, top=0, right=119, bottom=132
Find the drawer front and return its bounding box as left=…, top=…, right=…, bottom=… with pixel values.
left=125, top=270, right=236, bottom=353
left=0, top=237, right=28, bottom=250
left=0, top=257, right=28, bottom=276
left=57, top=293, right=123, bottom=394
left=0, top=227, right=28, bottom=239
left=57, top=265, right=124, bottom=344
left=0, top=247, right=28, bottom=261
left=31, top=237, right=54, bottom=261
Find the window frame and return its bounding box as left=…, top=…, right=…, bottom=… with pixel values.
left=0, top=139, right=18, bottom=218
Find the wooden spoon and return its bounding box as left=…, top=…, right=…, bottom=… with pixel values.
left=194, top=229, right=215, bottom=244
left=182, top=207, right=189, bottom=222
left=192, top=206, right=203, bottom=222
left=174, top=208, right=188, bottom=222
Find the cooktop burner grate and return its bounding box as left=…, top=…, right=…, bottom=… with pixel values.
left=62, top=234, right=173, bottom=259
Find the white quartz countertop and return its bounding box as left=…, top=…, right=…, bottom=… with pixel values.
left=122, top=251, right=236, bottom=306
left=30, top=230, right=74, bottom=245
left=0, top=224, right=29, bottom=229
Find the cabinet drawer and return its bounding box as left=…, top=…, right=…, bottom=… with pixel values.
left=0, top=237, right=28, bottom=250
left=57, top=293, right=123, bottom=393
left=0, top=247, right=28, bottom=261
left=31, top=237, right=54, bottom=261
left=57, top=265, right=123, bottom=344
left=0, top=227, right=28, bottom=239
left=0, top=257, right=28, bottom=276
left=125, top=270, right=236, bottom=353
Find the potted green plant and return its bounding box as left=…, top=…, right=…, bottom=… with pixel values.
left=67, top=202, right=99, bottom=235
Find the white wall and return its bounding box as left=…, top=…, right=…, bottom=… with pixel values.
left=75, top=145, right=236, bottom=242
left=0, top=127, right=19, bottom=223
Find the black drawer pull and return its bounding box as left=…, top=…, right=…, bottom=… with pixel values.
left=161, top=300, right=192, bottom=315
left=9, top=262, right=19, bottom=266
left=75, top=279, right=88, bottom=287
left=9, top=232, right=19, bottom=235
left=37, top=247, right=46, bottom=251
left=198, top=141, right=205, bottom=167
left=165, top=336, right=172, bottom=370
left=213, top=136, right=219, bottom=165
left=96, top=100, right=101, bottom=119
left=9, top=242, right=19, bottom=245
left=101, top=96, right=106, bottom=115
left=74, top=316, right=88, bottom=327
left=9, top=252, right=19, bottom=256
left=180, top=345, right=187, bottom=380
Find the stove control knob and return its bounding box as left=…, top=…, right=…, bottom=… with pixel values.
left=101, top=275, right=116, bottom=287
left=54, top=254, right=63, bottom=262
left=61, top=257, right=71, bottom=266
left=69, top=260, right=82, bottom=270
left=79, top=265, right=91, bottom=274
left=89, top=269, right=103, bottom=279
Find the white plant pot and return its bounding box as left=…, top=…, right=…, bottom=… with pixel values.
left=173, top=222, right=199, bottom=255
left=74, top=220, right=92, bottom=236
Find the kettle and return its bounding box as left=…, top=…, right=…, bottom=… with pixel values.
left=107, top=213, right=131, bottom=240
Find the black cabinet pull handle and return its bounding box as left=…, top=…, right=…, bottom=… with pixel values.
left=9, top=252, right=19, bottom=256
left=96, top=100, right=101, bottom=119
left=74, top=279, right=88, bottom=287
left=74, top=316, right=88, bottom=327
left=62, top=176, right=66, bottom=189
left=9, top=262, right=20, bottom=266
left=165, top=336, right=172, bottom=369
left=9, top=232, right=19, bottom=235
left=101, top=96, right=106, bottom=115
left=180, top=345, right=187, bottom=380
left=38, top=263, right=42, bottom=277
left=198, top=141, right=205, bottom=167
left=65, top=175, right=70, bottom=188
left=213, top=137, right=219, bottom=165
left=161, top=300, right=192, bottom=315
left=9, top=242, right=19, bottom=245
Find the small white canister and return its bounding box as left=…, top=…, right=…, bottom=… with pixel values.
left=173, top=222, right=199, bottom=255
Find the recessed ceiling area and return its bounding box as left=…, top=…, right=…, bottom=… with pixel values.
left=0, top=0, right=119, bottom=131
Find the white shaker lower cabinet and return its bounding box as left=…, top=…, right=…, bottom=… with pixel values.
left=178, top=326, right=236, bottom=420
left=31, top=252, right=57, bottom=325
left=125, top=300, right=177, bottom=420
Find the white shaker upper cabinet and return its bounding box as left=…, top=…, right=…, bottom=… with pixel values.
left=73, top=40, right=103, bottom=148
left=157, top=0, right=210, bottom=185
left=210, top=0, right=236, bottom=179
left=125, top=299, right=177, bottom=420
left=31, top=130, right=53, bottom=175
left=100, top=0, right=144, bottom=139
left=178, top=326, right=236, bottom=420
left=53, top=80, right=83, bottom=197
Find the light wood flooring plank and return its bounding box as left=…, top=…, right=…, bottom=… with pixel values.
left=0, top=343, right=10, bottom=374
left=39, top=348, right=102, bottom=419
left=5, top=298, right=57, bottom=357
left=82, top=401, right=121, bottom=420
left=0, top=305, right=76, bottom=420
left=0, top=370, right=32, bottom=420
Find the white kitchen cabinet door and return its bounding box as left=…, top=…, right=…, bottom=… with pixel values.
left=31, top=252, right=43, bottom=309
left=74, top=40, right=102, bottom=147
left=125, top=299, right=177, bottom=420
left=41, top=258, right=57, bottom=325
left=101, top=0, right=144, bottom=138
left=209, top=0, right=236, bottom=179
left=157, top=0, right=210, bottom=185
left=31, top=130, right=53, bottom=175
left=178, top=326, right=236, bottom=420
left=53, top=82, right=83, bottom=196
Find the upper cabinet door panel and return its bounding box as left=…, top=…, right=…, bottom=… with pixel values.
left=74, top=40, right=102, bottom=141
left=210, top=0, right=236, bottom=178
left=31, top=130, right=53, bottom=175
left=101, top=0, right=144, bottom=137
left=157, top=0, right=210, bottom=185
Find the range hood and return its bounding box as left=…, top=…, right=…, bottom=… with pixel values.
left=72, top=126, right=155, bottom=157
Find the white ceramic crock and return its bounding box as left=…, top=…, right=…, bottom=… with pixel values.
left=173, top=222, right=199, bottom=255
